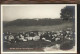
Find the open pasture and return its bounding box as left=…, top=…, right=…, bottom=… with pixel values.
left=3, top=22, right=74, bottom=33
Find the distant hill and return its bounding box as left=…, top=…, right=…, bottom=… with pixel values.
left=3, top=18, right=73, bottom=27
left=3, top=21, right=9, bottom=26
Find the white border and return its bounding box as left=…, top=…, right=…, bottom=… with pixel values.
left=1, top=4, right=77, bottom=54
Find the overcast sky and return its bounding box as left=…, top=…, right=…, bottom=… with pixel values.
left=2, top=4, right=75, bottom=21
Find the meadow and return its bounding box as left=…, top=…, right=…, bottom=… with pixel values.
left=3, top=22, right=74, bottom=33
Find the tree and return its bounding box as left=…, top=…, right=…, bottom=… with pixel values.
left=60, top=6, right=75, bottom=20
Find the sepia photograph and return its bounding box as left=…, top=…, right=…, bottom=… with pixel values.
left=1, top=4, right=77, bottom=53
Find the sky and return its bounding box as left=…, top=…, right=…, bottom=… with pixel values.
left=2, top=4, right=75, bottom=21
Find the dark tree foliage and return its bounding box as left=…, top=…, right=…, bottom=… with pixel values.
left=60, top=40, right=74, bottom=50
left=3, top=19, right=62, bottom=27
left=60, top=6, right=75, bottom=20
left=3, top=18, right=72, bottom=27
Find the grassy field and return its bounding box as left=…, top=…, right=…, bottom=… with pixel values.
left=3, top=22, right=74, bottom=33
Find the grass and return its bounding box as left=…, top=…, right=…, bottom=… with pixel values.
left=3, top=22, right=74, bottom=33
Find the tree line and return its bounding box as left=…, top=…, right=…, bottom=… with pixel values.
left=3, top=18, right=72, bottom=27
